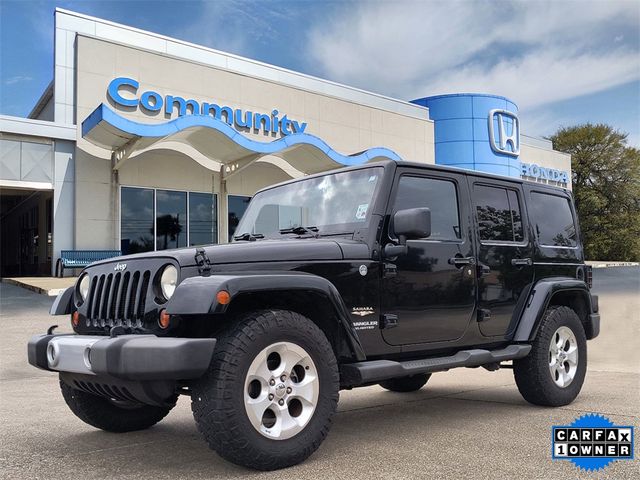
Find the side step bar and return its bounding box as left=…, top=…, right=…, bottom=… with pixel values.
left=340, top=344, right=531, bottom=387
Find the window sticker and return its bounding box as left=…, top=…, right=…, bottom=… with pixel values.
left=355, top=203, right=369, bottom=220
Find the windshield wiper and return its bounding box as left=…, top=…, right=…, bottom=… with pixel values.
left=233, top=232, right=265, bottom=242
left=279, top=226, right=319, bottom=235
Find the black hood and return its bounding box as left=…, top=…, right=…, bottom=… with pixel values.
left=93, top=238, right=370, bottom=268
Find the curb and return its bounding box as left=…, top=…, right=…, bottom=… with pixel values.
left=585, top=261, right=640, bottom=269
left=1, top=278, right=70, bottom=297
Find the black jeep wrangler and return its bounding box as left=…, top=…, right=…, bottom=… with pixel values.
left=28, top=160, right=600, bottom=470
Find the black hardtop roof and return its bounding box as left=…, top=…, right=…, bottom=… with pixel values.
left=255, top=159, right=570, bottom=195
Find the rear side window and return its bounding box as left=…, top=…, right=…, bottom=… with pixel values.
left=530, top=192, right=577, bottom=247
left=474, top=185, right=524, bottom=243
left=393, top=176, right=461, bottom=241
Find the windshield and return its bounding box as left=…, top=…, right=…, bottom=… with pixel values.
left=235, top=167, right=383, bottom=238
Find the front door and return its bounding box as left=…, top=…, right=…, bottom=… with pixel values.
left=471, top=180, right=534, bottom=337
left=381, top=170, right=476, bottom=345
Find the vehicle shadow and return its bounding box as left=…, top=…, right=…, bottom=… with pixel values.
left=24, top=384, right=541, bottom=479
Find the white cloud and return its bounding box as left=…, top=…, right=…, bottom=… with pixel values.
left=307, top=0, right=640, bottom=109
left=173, top=0, right=298, bottom=57
left=4, top=75, right=33, bottom=85
left=423, top=49, right=640, bottom=109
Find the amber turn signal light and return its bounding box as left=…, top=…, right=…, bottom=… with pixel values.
left=216, top=290, right=231, bottom=305
left=71, top=311, right=80, bottom=327
left=158, top=309, right=171, bottom=329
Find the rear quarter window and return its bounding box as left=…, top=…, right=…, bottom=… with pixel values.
left=530, top=192, right=577, bottom=247
left=474, top=185, right=524, bottom=243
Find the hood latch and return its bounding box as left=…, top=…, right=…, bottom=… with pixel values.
left=195, top=248, right=212, bottom=276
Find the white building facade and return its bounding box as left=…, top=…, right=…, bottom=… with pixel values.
left=0, top=9, right=571, bottom=276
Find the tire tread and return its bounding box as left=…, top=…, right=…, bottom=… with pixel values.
left=60, top=380, right=175, bottom=432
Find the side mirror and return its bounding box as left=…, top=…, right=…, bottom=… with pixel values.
left=393, top=208, right=431, bottom=244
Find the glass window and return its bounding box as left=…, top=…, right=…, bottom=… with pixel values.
left=228, top=195, right=252, bottom=241
left=235, top=168, right=383, bottom=239
left=530, top=192, right=577, bottom=247
left=121, top=187, right=154, bottom=254
left=508, top=190, right=524, bottom=242
left=475, top=185, right=524, bottom=243
left=188, top=193, right=217, bottom=246
left=156, top=190, right=187, bottom=250
left=392, top=176, right=461, bottom=241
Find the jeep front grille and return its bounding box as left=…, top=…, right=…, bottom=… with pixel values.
left=85, top=270, right=152, bottom=328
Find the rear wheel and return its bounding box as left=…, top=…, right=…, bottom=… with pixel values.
left=191, top=310, right=339, bottom=470
left=514, top=306, right=587, bottom=406
left=379, top=373, right=431, bottom=392
left=60, top=380, right=175, bottom=432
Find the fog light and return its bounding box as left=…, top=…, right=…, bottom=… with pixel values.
left=158, top=309, right=171, bottom=329
left=216, top=290, right=231, bottom=305
left=72, top=311, right=80, bottom=327
left=83, top=346, right=92, bottom=369
left=47, top=342, right=59, bottom=367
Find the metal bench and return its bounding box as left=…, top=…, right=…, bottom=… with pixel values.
left=55, top=250, right=121, bottom=277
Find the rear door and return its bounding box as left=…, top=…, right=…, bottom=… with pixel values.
left=471, top=180, right=534, bottom=338
left=381, top=168, right=477, bottom=345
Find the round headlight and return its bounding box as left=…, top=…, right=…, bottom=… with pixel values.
left=160, top=265, right=178, bottom=300
left=78, top=274, right=90, bottom=301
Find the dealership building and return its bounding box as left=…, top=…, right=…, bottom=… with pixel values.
left=0, top=8, right=571, bottom=277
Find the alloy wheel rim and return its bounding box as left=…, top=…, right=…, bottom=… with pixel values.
left=243, top=341, right=319, bottom=440
left=548, top=326, right=578, bottom=388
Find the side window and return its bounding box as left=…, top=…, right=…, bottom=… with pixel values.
left=474, top=185, right=524, bottom=243
left=530, top=192, right=577, bottom=247
left=393, top=176, right=461, bottom=241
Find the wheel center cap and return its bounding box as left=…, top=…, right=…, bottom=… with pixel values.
left=275, top=383, right=287, bottom=398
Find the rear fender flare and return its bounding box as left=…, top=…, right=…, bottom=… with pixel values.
left=513, top=278, right=594, bottom=342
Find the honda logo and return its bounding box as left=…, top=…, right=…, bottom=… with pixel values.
left=488, top=109, right=520, bottom=157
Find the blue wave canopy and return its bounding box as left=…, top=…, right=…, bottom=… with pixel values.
left=81, top=104, right=402, bottom=174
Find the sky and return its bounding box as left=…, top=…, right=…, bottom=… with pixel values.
left=1, top=0, right=639, bottom=146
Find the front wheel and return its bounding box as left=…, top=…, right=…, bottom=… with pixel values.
left=191, top=310, right=339, bottom=470
left=514, top=306, right=587, bottom=406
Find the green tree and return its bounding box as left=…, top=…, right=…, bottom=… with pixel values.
left=549, top=124, right=640, bottom=261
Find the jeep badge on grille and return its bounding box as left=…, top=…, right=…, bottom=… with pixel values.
left=114, top=263, right=127, bottom=271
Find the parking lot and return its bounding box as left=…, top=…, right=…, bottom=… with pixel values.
left=1, top=267, right=638, bottom=479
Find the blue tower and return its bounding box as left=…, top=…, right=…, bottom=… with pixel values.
left=411, top=93, right=520, bottom=178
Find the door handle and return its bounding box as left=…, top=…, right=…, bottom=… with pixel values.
left=511, top=258, right=532, bottom=266
left=448, top=256, right=475, bottom=267
left=478, top=263, right=491, bottom=276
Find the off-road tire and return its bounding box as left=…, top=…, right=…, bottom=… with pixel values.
left=59, top=379, right=175, bottom=432
left=191, top=309, right=339, bottom=471
left=514, top=306, right=587, bottom=406
left=379, top=373, right=431, bottom=392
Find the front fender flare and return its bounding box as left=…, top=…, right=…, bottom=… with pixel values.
left=165, top=272, right=366, bottom=361
left=50, top=287, right=74, bottom=315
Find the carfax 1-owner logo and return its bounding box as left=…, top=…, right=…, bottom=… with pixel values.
left=552, top=414, right=634, bottom=471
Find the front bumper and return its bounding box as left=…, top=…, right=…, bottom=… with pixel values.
left=28, top=333, right=216, bottom=381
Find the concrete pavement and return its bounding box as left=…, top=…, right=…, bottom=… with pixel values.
left=1, top=267, right=638, bottom=479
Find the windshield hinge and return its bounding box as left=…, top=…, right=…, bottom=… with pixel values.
left=195, top=248, right=212, bottom=276
left=382, top=262, right=397, bottom=278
